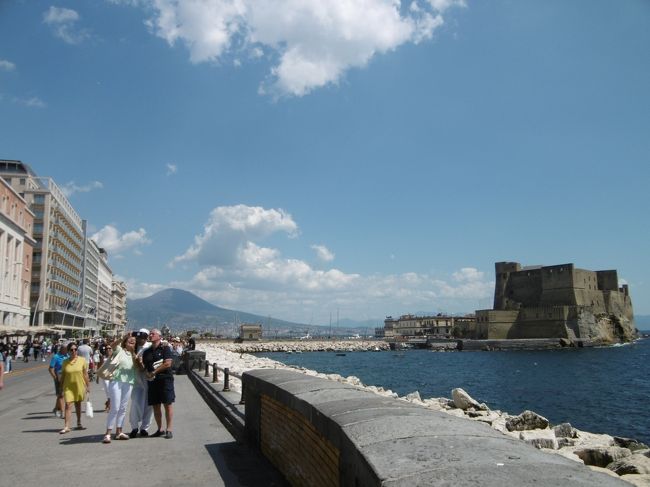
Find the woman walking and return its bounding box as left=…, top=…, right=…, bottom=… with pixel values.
left=59, top=343, right=90, bottom=434
left=102, top=334, right=136, bottom=444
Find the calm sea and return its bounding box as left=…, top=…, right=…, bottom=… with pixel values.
left=257, top=337, right=650, bottom=444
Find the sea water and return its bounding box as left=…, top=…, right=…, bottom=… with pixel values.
left=257, top=337, right=650, bottom=444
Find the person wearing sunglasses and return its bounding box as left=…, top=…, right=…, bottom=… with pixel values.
left=59, top=342, right=90, bottom=434
left=102, top=333, right=137, bottom=444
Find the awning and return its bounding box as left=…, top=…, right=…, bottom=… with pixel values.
left=51, top=325, right=88, bottom=330
left=0, top=326, right=63, bottom=336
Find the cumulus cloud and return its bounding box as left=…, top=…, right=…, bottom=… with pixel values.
left=61, top=180, right=103, bottom=197
left=43, top=6, right=90, bottom=44
left=91, top=225, right=152, bottom=255
left=312, top=244, right=335, bottom=262
left=166, top=163, right=177, bottom=175
left=113, top=0, right=465, bottom=97
left=161, top=204, right=492, bottom=323
left=0, top=60, right=16, bottom=71
left=172, top=204, right=298, bottom=267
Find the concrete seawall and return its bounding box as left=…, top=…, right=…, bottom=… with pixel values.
left=241, top=368, right=626, bottom=486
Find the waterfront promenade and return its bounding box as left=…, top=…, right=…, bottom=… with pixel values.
left=0, top=359, right=287, bottom=487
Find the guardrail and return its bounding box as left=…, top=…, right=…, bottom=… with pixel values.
left=184, top=352, right=245, bottom=404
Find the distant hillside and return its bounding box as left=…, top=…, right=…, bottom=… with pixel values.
left=126, top=288, right=307, bottom=334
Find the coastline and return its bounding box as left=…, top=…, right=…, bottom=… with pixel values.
left=198, top=340, right=650, bottom=483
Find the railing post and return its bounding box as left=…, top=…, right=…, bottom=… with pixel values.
left=204, top=360, right=210, bottom=377
left=223, top=367, right=230, bottom=392
left=239, top=381, right=245, bottom=405
left=212, top=363, right=219, bottom=383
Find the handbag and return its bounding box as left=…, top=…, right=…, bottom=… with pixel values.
left=96, top=348, right=123, bottom=381
left=85, top=399, right=94, bottom=418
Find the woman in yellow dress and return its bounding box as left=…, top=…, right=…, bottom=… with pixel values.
left=59, top=343, right=90, bottom=434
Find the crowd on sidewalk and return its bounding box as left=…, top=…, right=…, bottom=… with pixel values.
left=34, top=329, right=191, bottom=443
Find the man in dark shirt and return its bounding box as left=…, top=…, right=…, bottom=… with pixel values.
left=140, top=328, right=174, bottom=439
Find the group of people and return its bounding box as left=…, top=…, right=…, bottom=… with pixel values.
left=0, top=339, right=53, bottom=375
left=47, top=328, right=178, bottom=443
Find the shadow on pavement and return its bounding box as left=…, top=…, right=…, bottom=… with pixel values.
left=22, top=428, right=63, bottom=433
left=59, top=434, right=106, bottom=445
left=205, top=442, right=289, bottom=487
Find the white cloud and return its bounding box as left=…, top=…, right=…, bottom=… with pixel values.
left=115, top=0, right=465, bottom=97
left=160, top=204, right=493, bottom=323
left=172, top=204, right=298, bottom=267
left=312, top=244, right=335, bottom=262
left=0, top=60, right=16, bottom=71
left=43, top=6, right=90, bottom=44
left=91, top=225, right=152, bottom=255
left=61, top=180, right=104, bottom=197
left=166, top=163, right=177, bottom=176
left=6, top=96, right=47, bottom=109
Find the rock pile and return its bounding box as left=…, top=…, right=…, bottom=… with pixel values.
left=198, top=342, right=649, bottom=486
left=203, top=339, right=390, bottom=354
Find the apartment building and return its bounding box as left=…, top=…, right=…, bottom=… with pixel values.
left=111, top=280, right=127, bottom=335
left=0, top=177, right=35, bottom=332
left=82, top=236, right=101, bottom=332
left=97, top=248, right=113, bottom=333
left=0, top=159, right=127, bottom=337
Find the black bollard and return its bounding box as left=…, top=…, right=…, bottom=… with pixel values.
left=223, top=367, right=230, bottom=392
left=212, top=363, right=219, bottom=383
left=204, top=360, right=210, bottom=377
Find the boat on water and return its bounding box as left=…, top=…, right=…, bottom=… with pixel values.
left=336, top=353, right=346, bottom=356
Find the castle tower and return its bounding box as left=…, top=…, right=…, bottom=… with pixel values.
left=493, top=262, right=521, bottom=310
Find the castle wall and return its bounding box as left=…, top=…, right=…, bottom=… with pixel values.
left=509, top=306, right=570, bottom=339
left=476, top=309, right=518, bottom=339
left=597, top=270, right=619, bottom=292
left=539, top=264, right=578, bottom=307
left=504, top=271, right=543, bottom=308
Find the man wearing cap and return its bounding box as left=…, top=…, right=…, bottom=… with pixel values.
left=128, top=328, right=153, bottom=438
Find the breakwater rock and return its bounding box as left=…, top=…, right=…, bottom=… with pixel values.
left=197, top=342, right=648, bottom=486
left=201, top=339, right=390, bottom=354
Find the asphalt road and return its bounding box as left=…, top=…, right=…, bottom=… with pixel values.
left=0, top=358, right=287, bottom=487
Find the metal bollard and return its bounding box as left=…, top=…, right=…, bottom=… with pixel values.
left=204, top=360, right=210, bottom=377
left=223, top=367, right=230, bottom=392
left=212, top=363, right=219, bottom=383
left=239, top=381, right=245, bottom=405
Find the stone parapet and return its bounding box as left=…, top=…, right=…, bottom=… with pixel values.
left=243, top=369, right=626, bottom=486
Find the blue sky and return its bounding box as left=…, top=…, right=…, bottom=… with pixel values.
left=1, top=0, right=649, bottom=324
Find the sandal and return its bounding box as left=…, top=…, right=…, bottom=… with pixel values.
left=102, top=434, right=111, bottom=444
left=75, top=424, right=86, bottom=430
left=116, top=432, right=130, bottom=440
left=59, top=428, right=71, bottom=434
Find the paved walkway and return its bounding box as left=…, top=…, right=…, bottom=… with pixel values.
left=0, top=359, right=287, bottom=487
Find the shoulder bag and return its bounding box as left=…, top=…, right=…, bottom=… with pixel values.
left=96, top=348, right=123, bottom=381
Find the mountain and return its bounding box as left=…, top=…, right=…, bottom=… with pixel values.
left=126, top=288, right=312, bottom=335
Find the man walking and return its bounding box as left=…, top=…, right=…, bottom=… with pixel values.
left=129, top=328, right=153, bottom=438
left=141, top=329, right=174, bottom=439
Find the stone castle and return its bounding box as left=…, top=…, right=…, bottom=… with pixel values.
left=474, top=262, right=637, bottom=343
